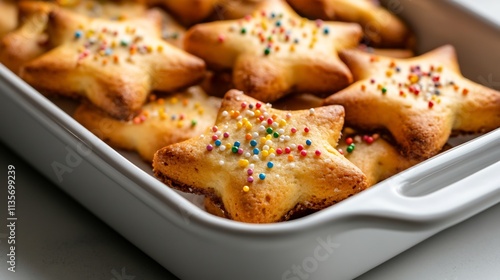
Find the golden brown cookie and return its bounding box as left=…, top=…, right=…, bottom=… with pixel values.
left=337, top=128, right=421, bottom=187
left=184, top=0, right=362, bottom=102
left=19, top=7, right=206, bottom=119
left=153, top=89, right=368, bottom=223
left=0, top=0, right=17, bottom=39
left=74, top=86, right=220, bottom=161
left=324, top=45, right=500, bottom=159
left=0, top=1, right=52, bottom=74
left=0, top=0, right=149, bottom=74
left=286, top=0, right=414, bottom=48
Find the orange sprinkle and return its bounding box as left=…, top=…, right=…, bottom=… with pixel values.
left=288, top=155, right=294, bottom=161
left=462, top=88, right=469, bottom=95
left=361, top=84, right=366, bottom=91
left=245, top=133, right=252, bottom=140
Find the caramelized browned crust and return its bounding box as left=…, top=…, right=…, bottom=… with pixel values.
left=153, top=90, right=368, bottom=223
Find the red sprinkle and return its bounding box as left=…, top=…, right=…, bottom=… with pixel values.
left=212, top=135, right=218, bottom=141
left=428, top=101, right=434, bottom=108
left=276, top=148, right=283, bottom=155
left=345, top=137, right=353, bottom=145
left=315, top=150, right=321, bottom=156
left=291, top=127, right=297, bottom=133
left=285, top=147, right=291, bottom=154
left=300, top=150, right=307, bottom=157
left=297, top=144, right=304, bottom=151
left=304, top=127, right=310, bottom=133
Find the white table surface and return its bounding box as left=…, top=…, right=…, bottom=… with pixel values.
left=1, top=1, right=500, bottom=279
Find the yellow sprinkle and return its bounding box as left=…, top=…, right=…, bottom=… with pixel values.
left=265, top=135, right=272, bottom=140
left=437, top=98, right=442, bottom=104
left=157, top=45, right=163, bottom=52
left=261, top=150, right=269, bottom=157
left=245, top=123, right=253, bottom=130
left=437, top=66, right=443, bottom=72
left=238, top=159, right=249, bottom=167
left=225, top=143, right=232, bottom=149
left=254, top=110, right=262, bottom=117
left=177, top=121, right=183, bottom=128
left=312, top=29, right=318, bottom=35
left=386, top=70, right=393, bottom=77
left=260, top=137, right=267, bottom=144
left=269, top=148, right=276, bottom=155
left=111, top=41, right=117, bottom=48
left=243, top=186, right=250, bottom=192
left=279, top=119, right=287, bottom=127
left=159, top=110, right=167, bottom=120
left=198, top=108, right=204, bottom=115
left=99, top=50, right=105, bottom=56
left=290, top=45, right=295, bottom=52
left=146, top=45, right=153, bottom=53
left=231, top=110, right=240, bottom=118
left=237, top=121, right=243, bottom=129
left=242, top=117, right=249, bottom=124
left=170, top=97, right=178, bottom=104
left=410, top=75, right=419, bottom=83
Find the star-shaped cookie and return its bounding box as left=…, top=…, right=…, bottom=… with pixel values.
left=184, top=0, right=362, bottom=102
left=74, top=86, right=220, bottom=162
left=286, top=0, right=414, bottom=48
left=153, top=89, right=367, bottom=223
left=324, top=45, right=500, bottom=159
left=19, top=6, right=206, bottom=119
left=0, top=0, right=146, bottom=73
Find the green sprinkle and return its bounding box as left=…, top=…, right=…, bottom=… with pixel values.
left=232, top=146, right=239, bottom=153
left=266, top=127, right=273, bottom=134
left=347, top=144, right=355, bottom=153
left=381, top=87, right=387, bottom=94
left=264, top=47, right=271, bottom=56
left=240, top=28, right=247, bottom=34
left=273, top=132, right=280, bottom=138
left=191, top=120, right=197, bottom=127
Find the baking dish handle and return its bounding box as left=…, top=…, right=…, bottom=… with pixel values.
left=344, top=129, right=500, bottom=225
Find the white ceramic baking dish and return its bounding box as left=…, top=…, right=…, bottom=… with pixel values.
left=0, top=1, right=499, bottom=279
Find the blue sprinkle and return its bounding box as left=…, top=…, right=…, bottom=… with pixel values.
left=234, top=141, right=241, bottom=147
left=74, top=30, right=83, bottom=39
left=259, top=173, right=266, bottom=180
left=276, top=21, right=282, bottom=27
left=267, top=162, right=274, bottom=168
left=323, top=27, right=329, bottom=35
left=253, top=148, right=260, bottom=155
left=306, top=139, right=312, bottom=146
left=250, top=140, right=258, bottom=147
left=215, top=139, right=222, bottom=146
left=104, top=48, right=113, bottom=56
